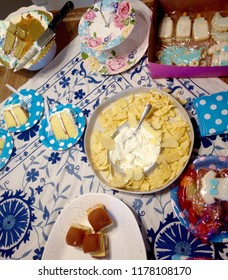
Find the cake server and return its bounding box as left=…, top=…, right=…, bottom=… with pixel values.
left=14, top=1, right=74, bottom=72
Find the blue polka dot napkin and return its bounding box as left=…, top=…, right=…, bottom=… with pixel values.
left=193, top=91, right=228, bottom=137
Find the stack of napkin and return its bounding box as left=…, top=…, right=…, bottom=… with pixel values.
left=193, top=91, right=228, bottom=137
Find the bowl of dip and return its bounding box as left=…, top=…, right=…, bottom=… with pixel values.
left=108, top=121, right=161, bottom=176
left=85, top=86, right=194, bottom=194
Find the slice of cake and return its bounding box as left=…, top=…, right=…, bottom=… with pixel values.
left=2, top=104, right=29, bottom=128
left=66, top=224, right=91, bottom=247
left=87, top=204, right=113, bottom=232
left=0, top=138, right=5, bottom=155
left=82, top=233, right=109, bottom=258
left=50, top=108, right=78, bottom=141
left=3, top=22, right=27, bottom=58
left=3, top=29, right=16, bottom=55
left=2, top=22, right=17, bottom=54
left=14, top=38, right=27, bottom=59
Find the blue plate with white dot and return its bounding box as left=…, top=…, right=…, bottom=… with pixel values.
left=1, top=88, right=44, bottom=133
left=39, top=103, right=86, bottom=151
left=0, top=127, right=14, bottom=170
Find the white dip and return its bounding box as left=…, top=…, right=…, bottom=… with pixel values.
left=109, top=125, right=160, bottom=173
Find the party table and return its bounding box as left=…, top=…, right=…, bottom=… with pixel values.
left=0, top=25, right=228, bottom=260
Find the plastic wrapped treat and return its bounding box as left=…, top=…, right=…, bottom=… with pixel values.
left=211, top=12, right=228, bottom=43
left=158, top=15, right=174, bottom=43
left=207, top=42, right=228, bottom=66
left=171, top=156, right=228, bottom=243
left=176, top=13, right=191, bottom=42
left=193, top=14, right=210, bottom=41
left=211, top=12, right=228, bottom=32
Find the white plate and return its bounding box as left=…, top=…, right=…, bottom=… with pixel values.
left=42, top=193, right=146, bottom=260
left=84, top=86, right=194, bottom=194
left=81, top=0, right=152, bottom=75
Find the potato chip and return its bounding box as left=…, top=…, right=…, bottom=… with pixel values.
left=150, top=117, right=162, bottom=130
left=109, top=176, right=128, bottom=188
left=161, top=138, right=179, bottom=148
left=101, top=134, right=116, bottom=150
left=140, top=181, right=150, bottom=191
left=128, top=112, right=137, bottom=127
left=126, top=168, right=134, bottom=181
left=154, top=105, right=174, bottom=116
left=133, top=166, right=144, bottom=181
left=114, top=98, right=129, bottom=109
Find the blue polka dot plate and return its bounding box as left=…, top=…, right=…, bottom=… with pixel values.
left=193, top=91, right=228, bottom=137
left=171, top=155, right=228, bottom=243
left=39, top=103, right=86, bottom=151
left=1, top=88, right=44, bottom=133
left=0, top=127, right=14, bottom=170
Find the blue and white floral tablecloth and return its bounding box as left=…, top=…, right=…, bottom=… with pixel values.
left=0, top=35, right=227, bottom=260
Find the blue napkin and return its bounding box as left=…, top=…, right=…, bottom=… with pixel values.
left=193, top=91, right=228, bottom=137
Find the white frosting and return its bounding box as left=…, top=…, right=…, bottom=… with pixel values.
left=208, top=42, right=228, bottom=66
left=9, top=10, right=51, bottom=29
left=200, top=170, right=228, bottom=204
left=211, top=30, right=228, bottom=43
left=176, top=15, right=191, bottom=41
left=193, top=17, right=209, bottom=41
left=158, top=16, right=174, bottom=41
left=212, top=12, right=228, bottom=32
left=109, top=125, right=160, bottom=173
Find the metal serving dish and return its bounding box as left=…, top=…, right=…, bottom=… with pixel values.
left=85, top=86, right=194, bottom=194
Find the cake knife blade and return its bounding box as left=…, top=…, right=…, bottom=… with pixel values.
left=14, top=1, right=74, bottom=72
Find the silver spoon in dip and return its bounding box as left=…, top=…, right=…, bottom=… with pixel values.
left=108, top=104, right=161, bottom=176
left=124, top=104, right=152, bottom=143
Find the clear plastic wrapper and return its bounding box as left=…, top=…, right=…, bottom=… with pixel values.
left=177, top=164, right=228, bottom=243
left=156, top=10, right=228, bottom=67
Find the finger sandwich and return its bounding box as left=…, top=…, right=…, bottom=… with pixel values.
left=82, top=233, right=109, bottom=258
left=66, top=224, right=91, bottom=247
left=87, top=204, right=113, bottom=232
